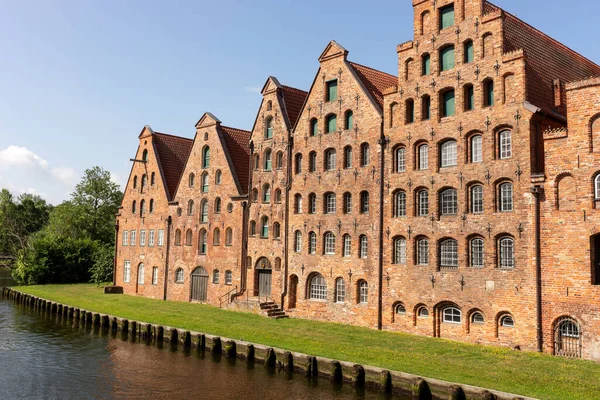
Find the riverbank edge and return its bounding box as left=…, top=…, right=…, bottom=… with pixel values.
left=2, top=287, right=535, bottom=400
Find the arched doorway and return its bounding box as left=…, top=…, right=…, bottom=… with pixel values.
left=255, top=257, right=272, bottom=297
left=288, top=275, right=298, bottom=309
left=191, top=267, right=208, bottom=302
left=554, top=317, right=582, bottom=358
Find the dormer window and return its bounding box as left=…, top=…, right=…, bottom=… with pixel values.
left=439, top=4, right=455, bottom=30
left=326, top=80, right=338, bottom=102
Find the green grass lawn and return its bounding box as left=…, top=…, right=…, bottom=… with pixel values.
left=14, top=284, right=598, bottom=399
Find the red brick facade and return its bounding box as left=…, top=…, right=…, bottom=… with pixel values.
left=115, top=0, right=600, bottom=359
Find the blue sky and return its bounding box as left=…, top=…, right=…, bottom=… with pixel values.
left=1, top=0, right=598, bottom=204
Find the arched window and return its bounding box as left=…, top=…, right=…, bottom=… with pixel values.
left=294, top=194, right=303, bottom=214
left=325, top=149, right=336, bottom=171
left=345, top=110, right=354, bottom=130
left=140, top=199, right=146, bottom=215
left=151, top=172, right=155, bottom=186
left=213, top=269, right=220, bottom=284
left=149, top=199, right=154, bottom=213
left=137, top=263, right=145, bottom=285
left=440, top=140, right=457, bottom=167
left=395, top=147, right=406, bottom=173
left=213, top=228, right=221, bottom=245
left=262, top=184, right=271, bottom=203
left=358, top=280, right=368, bottom=304
left=393, top=237, right=407, bottom=265
left=132, top=200, right=137, bottom=214
left=294, top=231, right=303, bottom=252
left=198, top=229, right=207, bottom=254
left=274, top=189, right=282, bottom=204
left=483, top=33, right=494, bottom=58
left=326, top=114, right=337, bottom=133
left=418, top=307, right=429, bottom=317
left=406, top=99, right=415, bottom=123
left=441, top=89, right=455, bottom=117
left=470, top=185, right=484, bottom=214
left=265, top=117, right=274, bottom=139
left=189, top=173, right=195, bottom=188
left=214, top=197, right=222, bottom=214
left=225, top=270, right=233, bottom=285
left=417, top=237, right=429, bottom=265
left=360, top=143, right=370, bottom=166
left=324, top=232, right=336, bottom=255
left=555, top=318, right=581, bottom=357
left=470, top=134, right=482, bottom=162
left=273, top=222, right=281, bottom=239
left=464, top=40, right=474, bottom=63
left=343, top=235, right=352, bottom=257
left=500, top=315, right=514, bottom=328
left=308, top=151, right=317, bottom=173
left=359, top=235, right=368, bottom=258
left=141, top=174, right=148, bottom=188
left=249, top=221, right=256, bottom=236
left=185, top=229, right=193, bottom=246
left=335, top=278, right=346, bottom=303
left=264, top=149, right=272, bottom=171
left=310, top=118, right=318, bottom=137
left=470, top=237, right=485, bottom=268
left=309, top=193, right=317, bottom=214
left=499, top=182, right=514, bottom=212
left=215, top=170, right=222, bottom=185
left=595, top=175, right=600, bottom=200
left=260, top=216, right=269, bottom=238
left=484, top=79, right=495, bottom=107
left=395, top=303, right=406, bottom=315
left=295, top=153, right=303, bottom=174
left=175, top=268, right=184, bottom=283
left=133, top=176, right=138, bottom=189
left=308, top=231, right=317, bottom=254
left=360, top=191, right=369, bottom=214
left=344, top=146, right=353, bottom=169
left=309, top=274, right=327, bottom=300
left=442, top=307, right=462, bottom=323
left=464, top=84, right=475, bottom=111
left=276, top=151, right=283, bottom=169
left=174, top=229, right=181, bottom=246
left=253, top=154, right=259, bottom=170
left=440, top=188, right=458, bottom=215
left=499, top=130, right=512, bottom=159
left=498, top=237, right=515, bottom=268
left=417, top=189, right=429, bottom=216
left=421, top=95, right=431, bottom=120
left=200, top=200, right=208, bottom=223
left=394, top=190, right=407, bottom=217
left=343, top=192, right=352, bottom=214
left=422, top=53, right=431, bottom=75
left=440, top=45, right=455, bottom=71
left=187, top=200, right=194, bottom=215
left=418, top=143, right=429, bottom=170
left=202, top=146, right=210, bottom=168
left=251, top=188, right=259, bottom=203
left=201, top=172, right=209, bottom=193
left=325, top=192, right=336, bottom=214
left=142, top=149, right=149, bottom=162
left=471, top=312, right=485, bottom=324
left=439, top=239, right=458, bottom=269
left=225, top=228, right=233, bottom=246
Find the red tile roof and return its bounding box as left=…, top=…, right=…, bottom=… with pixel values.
left=490, top=1, right=600, bottom=115
left=153, top=132, right=193, bottom=201
left=349, top=61, right=397, bottom=110
left=220, top=125, right=251, bottom=194
left=281, top=85, right=308, bottom=127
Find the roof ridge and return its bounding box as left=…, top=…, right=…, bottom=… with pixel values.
left=221, top=125, right=251, bottom=135
left=153, top=131, right=193, bottom=142
left=348, top=61, right=396, bottom=79
left=282, top=85, right=308, bottom=95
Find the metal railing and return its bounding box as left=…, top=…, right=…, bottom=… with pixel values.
left=218, top=285, right=238, bottom=308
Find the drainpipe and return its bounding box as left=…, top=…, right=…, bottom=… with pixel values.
left=280, top=134, right=293, bottom=310
left=112, top=219, right=120, bottom=286
left=163, top=215, right=172, bottom=301
left=531, top=185, right=543, bottom=352
left=377, top=120, right=387, bottom=331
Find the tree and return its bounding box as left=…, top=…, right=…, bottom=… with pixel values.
left=71, top=167, right=122, bottom=244
left=89, top=244, right=114, bottom=285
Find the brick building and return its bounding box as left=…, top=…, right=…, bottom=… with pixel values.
left=115, top=0, right=600, bottom=359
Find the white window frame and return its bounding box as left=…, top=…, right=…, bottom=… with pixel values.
left=440, top=140, right=457, bottom=167
left=359, top=281, right=368, bottom=304
left=418, top=190, right=429, bottom=216
left=122, top=230, right=129, bottom=246
left=212, top=270, right=220, bottom=284
left=344, top=193, right=352, bottom=214
left=130, top=230, right=136, bottom=246
left=137, top=264, right=145, bottom=284
left=440, top=188, right=458, bottom=215
left=499, top=182, right=513, bottom=212
left=499, top=237, right=515, bottom=269
left=225, top=270, right=233, bottom=285
left=149, top=230, right=155, bottom=246
left=359, top=236, right=368, bottom=258
left=418, top=144, right=429, bottom=170
left=395, top=147, right=406, bottom=172
left=326, top=149, right=336, bottom=170
left=326, top=193, right=336, bottom=214
left=335, top=278, right=345, bottom=303
left=309, top=232, right=317, bottom=254
left=470, top=238, right=485, bottom=268
left=499, top=130, right=512, bottom=159
left=295, top=231, right=302, bottom=253
left=595, top=175, right=600, bottom=200
left=394, top=237, right=407, bottom=265
left=309, top=275, right=327, bottom=300
left=471, top=135, right=483, bottom=163
left=175, top=268, right=184, bottom=283
left=395, top=191, right=406, bottom=217
left=123, top=261, right=131, bottom=283
left=440, top=239, right=458, bottom=269
left=152, top=266, right=158, bottom=285
left=442, top=307, right=462, bottom=324
left=417, top=238, right=429, bottom=265
left=324, top=232, right=336, bottom=255
left=343, top=235, right=352, bottom=257
left=158, top=229, right=164, bottom=246
left=140, top=230, right=146, bottom=246
left=471, top=185, right=484, bottom=214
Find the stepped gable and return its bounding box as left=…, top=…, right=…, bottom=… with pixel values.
left=348, top=61, right=397, bottom=110
left=153, top=132, right=193, bottom=201
left=281, top=85, right=308, bottom=128
left=487, top=0, right=600, bottom=115
left=219, top=125, right=251, bottom=193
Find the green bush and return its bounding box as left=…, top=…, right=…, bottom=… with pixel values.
left=89, top=244, right=114, bottom=285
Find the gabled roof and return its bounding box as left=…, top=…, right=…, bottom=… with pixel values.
left=281, top=85, right=309, bottom=127
left=219, top=125, right=251, bottom=193
left=485, top=0, right=600, bottom=115
left=153, top=132, right=193, bottom=201
left=348, top=62, right=397, bottom=111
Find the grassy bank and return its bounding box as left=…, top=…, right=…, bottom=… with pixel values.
left=15, top=284, right=598, bottom=399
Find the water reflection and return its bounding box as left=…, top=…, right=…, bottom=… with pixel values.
left=0, top=300, right=404, bottom=400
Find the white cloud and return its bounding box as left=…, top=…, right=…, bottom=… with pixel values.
left=0, top=145, right=49, bottom=169
left=51, top=166, right=78, bottom=185
left=244, top=86, right=262, bottom=94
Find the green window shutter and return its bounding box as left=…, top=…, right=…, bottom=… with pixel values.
left=407, top=101, right=415, bottom=123
left=346, top=112, right=353, bottom=130
left=444, top=91, right=455, bottom=117
left=440, top=5, right=455, bottom=29
left=486, top=82, right=495, bottom=106
left=466, top=86, right=474, bottom=110
left=422, top=55, right=430, bottom=75
left=441, top=46, right=455, bottom=71
left=327, top=115, right=337, bottom=133
left=423, top=97, right=430, bottom=120
left=465, top=41, right=474, bottom=63
left=327, top=80, right=338, bottom=102
left=311, top=120, right=318, bottom=136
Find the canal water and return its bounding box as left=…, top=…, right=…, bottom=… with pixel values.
left=0, top=299, right=404, bottom=400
